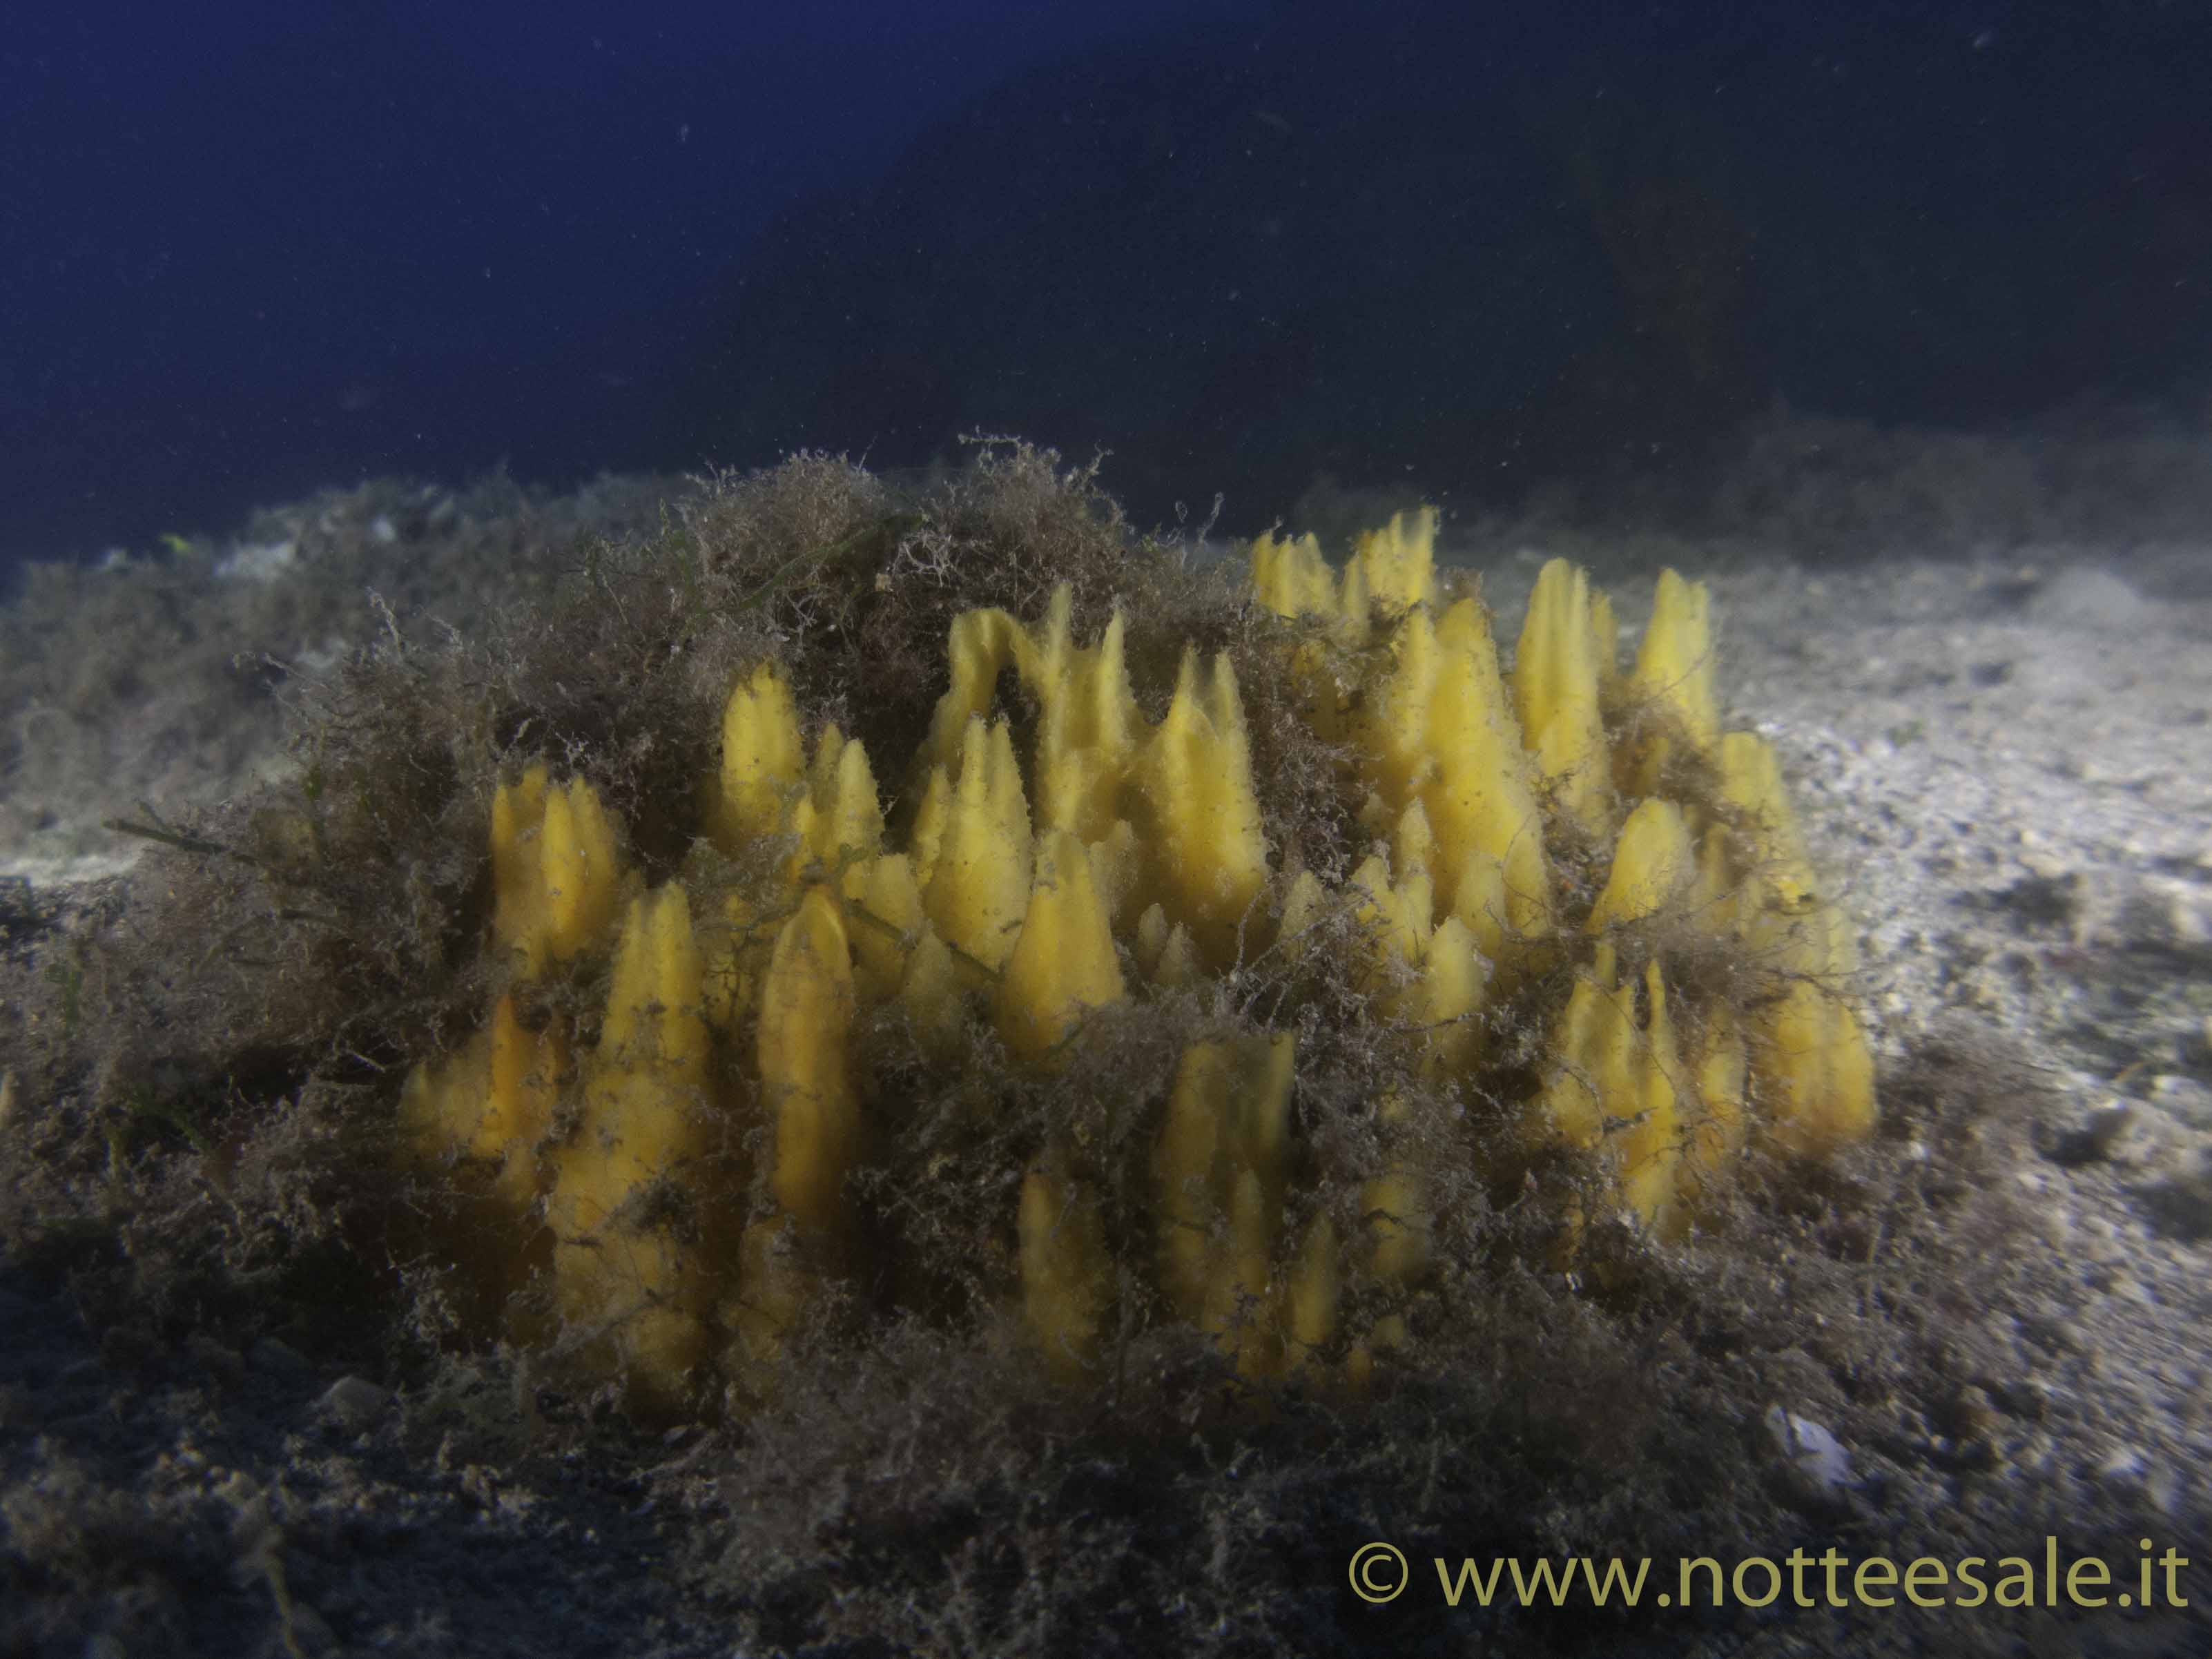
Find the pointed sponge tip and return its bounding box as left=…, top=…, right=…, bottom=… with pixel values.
left=996, top=828, right=1127, bottom=1066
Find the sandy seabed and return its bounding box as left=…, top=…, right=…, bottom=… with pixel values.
left=3, top=438, right=2211, bottom=1658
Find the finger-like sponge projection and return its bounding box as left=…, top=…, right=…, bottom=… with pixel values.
left=399, top=505, right=1876, bottom=1415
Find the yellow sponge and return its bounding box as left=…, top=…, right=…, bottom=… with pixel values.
left=997, top=830, right=1127, bottom=1067
left=1018, top=1147, right=1113, bottom=1379
left=489, top=765, right=625, bottom=978
left=395, top=519, right=1878, bottom=1414
left=712, top=662, right=806, bottom=851
left=758, top=886, right=861, bottom=1234
left=1156, top=1035, right=1295, bottom=1373
left=920, top=716, right=1034, bottom=976
left=1622, top=568, right=1719, bottom=795
left=545, top=882, right=717, bottom=1408
left=1513, top=559, right=1613, bottom=837
left=1131, top=649, right=1268, bottom=967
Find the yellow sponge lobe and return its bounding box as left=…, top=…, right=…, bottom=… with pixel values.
left=1514, top=559, right=1613, bottom=837
left=922, top=717, right=1034, bottom=976
left=1622, top=567, right=1719, bottom=793
left=997, top=829, right=1127, bottom=1066
left=713, top=662, right=807, bottom=851
left=490, top=766, right=625, bottom=978
left=759, top=886, right=862, bottom=1234
left=545, top=883, right=717, bottom=1406
left=1135, top=649, right=1269, bottom=967
left=1019, top=1149, right=1113, bottom=1379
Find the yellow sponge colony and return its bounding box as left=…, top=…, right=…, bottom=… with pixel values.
left=398, top=508, right=1876, bottom=1413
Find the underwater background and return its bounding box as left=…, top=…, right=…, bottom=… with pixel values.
left=6, top=0, right=2210, bottom=573
left=7, top=6, right=2212, bottom=1658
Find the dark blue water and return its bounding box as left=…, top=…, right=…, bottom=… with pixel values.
left=6, top=0, right=2208, bottom=570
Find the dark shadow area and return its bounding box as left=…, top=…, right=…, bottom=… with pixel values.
left=6, top=1, right=2211, bottom=572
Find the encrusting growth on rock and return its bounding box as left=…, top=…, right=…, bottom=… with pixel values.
left=398, top=500, right=1878, bottom=1415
